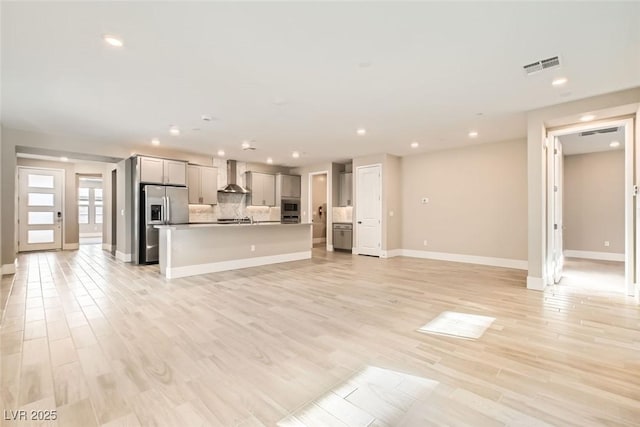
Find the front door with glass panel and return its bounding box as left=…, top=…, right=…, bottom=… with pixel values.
left=18, top=167, right=64, bottom=252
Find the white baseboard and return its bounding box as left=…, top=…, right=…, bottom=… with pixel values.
left=327, top=244, right=334, bottom=252
left=400, top=249, right=528, bottom=270
left=102, top=243, right=113, bottom=252
left=63, top=243, right=79, bottom=250
left=380, top=249, right=402, bottom=259
left=1, top=261, right=16, bottom=275
left=313, top=237, right=327, bottom=244
left=166, top=251, right=312, bottom=279
left=115, top=251, right=132, bottom=262
left=563, top=250, right=624, bottom=262
left=527, top=276, right=546, bottom=291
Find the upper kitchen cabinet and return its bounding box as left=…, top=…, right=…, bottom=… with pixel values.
left=187, top=165, right=218, bottom=204
left=339, top=172, right=353, bottom=206
left=246, top=171, right=276, bottom=206
left=277, top=174, right=301, bottom=199
left=139, top=156, right=187, bottom=185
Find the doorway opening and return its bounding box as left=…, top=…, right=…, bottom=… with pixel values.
left=310, top=172, right=328, bottom=249
left=547, top=118, right=634, bottom=295
left=78, top=175, right=104, bottom=245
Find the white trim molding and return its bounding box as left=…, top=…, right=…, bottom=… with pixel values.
left=1, top=261, right=17, bottom=275
left=400, top=249, right=528, bottom=270
left=165, top=251, right=312, bottom=279
left=326, top=244, right=334, bottom=252
left=527, top=276, right=546, bottom=291
left=380, top=249, right=402, bottom=259
left=313, top=237, right=327, bottom=244
left=102, top=243, right=114, bottom=252
left=563, top=250, right=624, bottom=262
left=63, top=242, right=79, bottom=250
left=115, top=251, right=132, bottom=262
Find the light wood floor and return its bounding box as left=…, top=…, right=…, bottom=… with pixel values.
left=560, top=257, right=626, bottom=294
left=1, top=245, right=639, bottom=426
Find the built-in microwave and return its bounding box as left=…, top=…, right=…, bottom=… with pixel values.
left=281, top=198, right=300, bottom=223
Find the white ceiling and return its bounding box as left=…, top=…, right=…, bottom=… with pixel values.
left=2, top=2, right=640, bottom=166
left=560, top=126, right=625, bottom=156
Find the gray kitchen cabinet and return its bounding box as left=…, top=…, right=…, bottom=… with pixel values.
left=188, top=165, right=218, bottom=204
left=165, top=160, right=187, bottom=186
left=246, top=171, right=276, bottom=206
left=276, top=174, right=301, bottom=200
left=139, top=156, right=187, bottom=185
left=333, top=223, right=353, bottom=251
left=338, top=172, right=353, bottom=206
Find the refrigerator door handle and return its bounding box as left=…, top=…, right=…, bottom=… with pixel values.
left=162, top=196, right=167, bottom=224
left=167, top=196, right=171, bottom=224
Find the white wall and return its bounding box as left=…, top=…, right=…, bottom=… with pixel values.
left=564, top=150, right=625, bottom=254
left=401, top=139, right=527, bottom=262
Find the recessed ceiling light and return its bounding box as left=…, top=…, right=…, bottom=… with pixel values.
left=610, top=141, right=620, bottom=148
left=103, top=35, right=123, bottom=47
left=356, top=128, right=367, bottom=136
left=169, top=126, right=180, bottom=136
left=217, top=149, right=225, bottom=157
left=59, top=156, right=68, bottom=162
left=241, top=141, right=251, bottom=150
left=580, top=114, right=595, bottom=122
left=201, top=115, right=213, bottom=122
left=151, top=138, right=160, bottom=146
left=411, top=141, right=419, bottom=148
left=552, top=77, right=568, bottom=87
left=468, top=131, right=478, bottom=138
left=266, top=157, right=273, bottom=164
left=292, top=151, right=300, bottom=159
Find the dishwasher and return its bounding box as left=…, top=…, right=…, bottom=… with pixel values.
left=333, top=223, right=353, bottom=252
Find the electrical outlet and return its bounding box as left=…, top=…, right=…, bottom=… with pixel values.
left=250, top=245, right=256, bottom=252
left=421, top=197, right=429, bottom=204
left=389, top=210, right=394, bottom=217
left=604, top=241, right=610, bottom=247
left=423, top=240, right=428, bottom=246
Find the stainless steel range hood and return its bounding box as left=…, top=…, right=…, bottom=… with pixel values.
left=218, top=160, right=250, bottom=193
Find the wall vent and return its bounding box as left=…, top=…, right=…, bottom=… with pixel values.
left=579, top=127, right=619, bottom=137
left=523, top=56, right=561, bottom=75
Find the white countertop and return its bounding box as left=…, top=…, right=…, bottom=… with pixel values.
left=155, top=222, right=311, bottom=229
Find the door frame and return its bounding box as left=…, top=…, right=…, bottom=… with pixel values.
left=17, top=166, right=66, bottom=252
left=307, top=170, right=330, bottom=250
left=354, top=163, right=383, bottom=257
left=546, top=117, right=635, bottom=295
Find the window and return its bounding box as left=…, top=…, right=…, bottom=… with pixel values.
left=95, top=206, right=103, bottom=224
left=78, top=205, right=89, bottom=224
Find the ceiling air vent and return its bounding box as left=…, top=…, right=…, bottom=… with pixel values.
left=523, top=56, right=561, bottom=75
left=579, top=127, right=619, bottom=137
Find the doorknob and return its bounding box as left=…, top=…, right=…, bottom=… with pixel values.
left=357, top=221, right=362, bottom=224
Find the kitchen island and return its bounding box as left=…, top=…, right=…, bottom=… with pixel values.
left=155, top=222, right=312, bottom=279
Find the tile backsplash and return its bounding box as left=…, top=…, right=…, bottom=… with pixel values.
left=189, top=193, right=281, bottom=223
left=332, top=206, right=353, bottom=223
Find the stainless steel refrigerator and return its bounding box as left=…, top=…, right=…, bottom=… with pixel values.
left=139, top=185, right=189, bottom=264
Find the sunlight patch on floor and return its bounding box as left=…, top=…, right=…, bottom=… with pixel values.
left=417, top=311, right=495, bottom=340
left=277, top=366, right=438, bottom=426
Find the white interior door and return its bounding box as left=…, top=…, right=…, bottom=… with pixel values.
left=356, top=164, right=382, bottom=256
left=552, top=137, right=564, bottom=283
left=18, top=167, right=64, bottom=252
